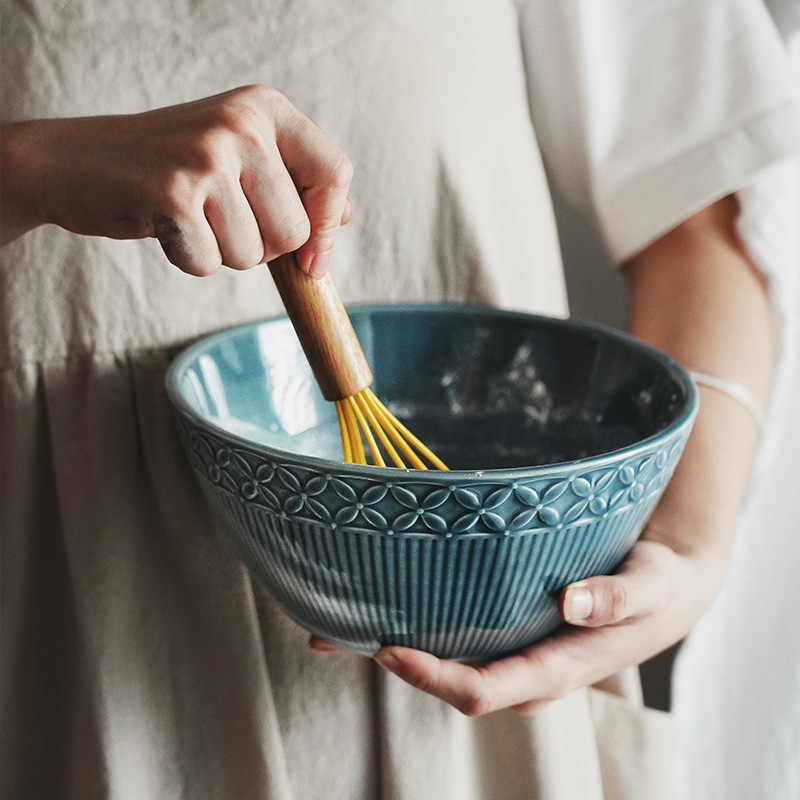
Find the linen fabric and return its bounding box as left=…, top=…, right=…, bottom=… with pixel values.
left=2, top=1, right=798, bottom=799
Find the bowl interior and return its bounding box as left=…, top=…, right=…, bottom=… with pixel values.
left=170, top=305, right=693, bottom=471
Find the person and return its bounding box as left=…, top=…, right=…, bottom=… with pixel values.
left=2, top=2, right=798, bottom=799
left=671, top=5, right=800, bottom=798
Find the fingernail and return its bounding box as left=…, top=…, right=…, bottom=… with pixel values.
left=373, top=648, right=402, bottom=674
left=309, top=251, right=330, bottom=278
left=564, top=583, right=593, bottom=622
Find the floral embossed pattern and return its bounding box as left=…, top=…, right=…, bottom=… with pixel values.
left=178, top=417, right=690, bottom=538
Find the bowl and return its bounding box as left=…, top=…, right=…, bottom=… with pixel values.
left=166, top=304, right=698, bottom=660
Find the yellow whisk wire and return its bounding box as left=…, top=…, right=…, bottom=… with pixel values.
left=333, top=387, right=448, bottom=470
left=346, top=394, right=386, bottom=468
left=353, top=392, right=406, bottom=469
left=364, top=389, right=448, bottom=470
left=334, top=401, right=352, bottom=464
left=361, top=390, right=426, bottom=469
left=338, top=398, right=367, bottom=465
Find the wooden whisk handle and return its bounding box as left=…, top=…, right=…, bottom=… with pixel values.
left=268, top=252, right=373, bottom=401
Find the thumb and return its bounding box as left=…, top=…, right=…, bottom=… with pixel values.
left=560, top=541, right=673, bottom=627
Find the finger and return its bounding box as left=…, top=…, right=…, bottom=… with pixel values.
left=241, top=142, right=311, bottom=263
left=293, top=170, right=353, bottom=277
left=374, top=647, right=489, bottom=715
left=274, top=109, right=353, bottom=277
left=374, top=646, right=559, bottom=717
left=560, top=540, right=673, bottom=626
left=152, top=211, right=222, bottom=276
left=204, top=181, right=266, bottom=270
left=374, top=607, right=683, bottom=717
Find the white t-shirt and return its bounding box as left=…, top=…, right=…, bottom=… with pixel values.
left=521, top=0, right=799, bottom=261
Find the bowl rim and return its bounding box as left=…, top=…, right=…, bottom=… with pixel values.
left=165, top=302, right=699, bottom=481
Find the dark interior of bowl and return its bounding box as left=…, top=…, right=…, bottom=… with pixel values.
left=175, top=305, right=693, bottom=470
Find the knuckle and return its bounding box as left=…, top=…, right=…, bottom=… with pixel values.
left=173, top=249, right=221, bottom=277
left=323, top=150, right=354, bottom=190
left=239, top=84, right=294, bottom=130
left=457, top=692, right=493, bottom=718
left=275, top=215, right=311, bottom=253
left=157, top=170, right=199, bottom=216
left=154, top=221, right=222, bottom=277
left=454, top=669, right=499, bottom=717
left=410, top=672, right=438, bottom=696
left=309, top=219, right=343, bottom=251
left=194, top=90, right=276, bottom=166
left=224, top=247, right=265, bottom=271
left=214, top=101, right=264, bottom=147
left=239, top=83, right=286, bottom=112
left=167, top=124, right=237, bottom=181
left=187, top=259, right=222, bottom=277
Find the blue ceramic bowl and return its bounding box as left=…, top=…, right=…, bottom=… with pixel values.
left=166, top=304, right=698, bottom=660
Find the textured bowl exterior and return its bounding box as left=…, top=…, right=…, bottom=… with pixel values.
left=173, top=412, right=691, bottom=659
left=167, top=304, right=698, bottom=659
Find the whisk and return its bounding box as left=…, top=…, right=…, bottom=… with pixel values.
left=268, top=253, right=448, bottom=470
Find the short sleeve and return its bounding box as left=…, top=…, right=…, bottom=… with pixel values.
left=518, top=0, right=800, bottom=264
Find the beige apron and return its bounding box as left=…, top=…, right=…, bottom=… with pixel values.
left=1, top=1, right=674, bottom=797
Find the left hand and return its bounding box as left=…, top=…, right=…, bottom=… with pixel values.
left=367, top=532, right=720, bottom=716
left=312, top=519, right=726, bottom=716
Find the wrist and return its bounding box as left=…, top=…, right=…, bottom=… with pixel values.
left=1, top=120, right=48, bottom=245
left=687, top=368, right=766, bottom=437
left=644, top=386, right=760, bottom=562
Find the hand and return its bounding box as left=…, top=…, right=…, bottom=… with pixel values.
left=0, top=85, right=353, bottom=276
left=310, top=490, right=731, bottom=717
left=366, top=531, right=723, bottom=716
left=310, top=501, right=729, bottom=717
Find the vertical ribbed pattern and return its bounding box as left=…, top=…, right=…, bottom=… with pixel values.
left=205, top=481, right=645, bottom=660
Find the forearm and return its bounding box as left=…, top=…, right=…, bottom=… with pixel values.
left=623, top=195, right=772, bottom=584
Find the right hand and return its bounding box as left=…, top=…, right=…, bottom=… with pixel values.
left=0, top=85, right=353, bottom=276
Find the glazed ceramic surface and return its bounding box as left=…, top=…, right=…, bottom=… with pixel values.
left=166, top=304, right=698, bottom=659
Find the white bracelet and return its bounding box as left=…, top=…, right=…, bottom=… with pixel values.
left=687, top=368, right=766, bottom=435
